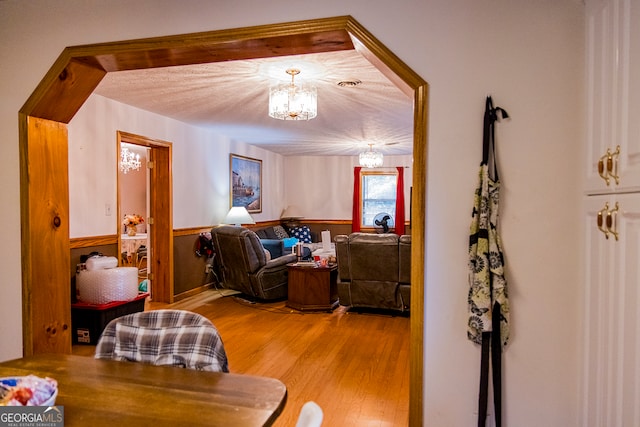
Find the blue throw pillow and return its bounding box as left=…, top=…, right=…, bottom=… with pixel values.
left=289, top=226, right=312, bottom=243
left=282, top=237, right=299, bottom=249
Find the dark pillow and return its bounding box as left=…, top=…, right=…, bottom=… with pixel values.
left=255, top=229, right=268, bottom=239
left=273, top=225, right=289, bottom=239
left=262, top=227, right=279, bottom=239
left=289, top=225, right=312, bottom=243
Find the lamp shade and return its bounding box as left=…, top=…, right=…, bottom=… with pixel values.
left=223, top=207, right=255, bottom=226
left=281, top=205, right=304, bottom=219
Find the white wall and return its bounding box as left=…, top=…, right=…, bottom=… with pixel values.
left=283, top=155, right=413, bottom=220
left=0, top=1, right=584, bottom=425
left=69, top=94, right=401, bottom=236
left=68, top=94, right=286, bottom=236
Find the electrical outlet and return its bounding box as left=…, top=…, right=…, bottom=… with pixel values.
left=105, top=203, right=112, bottom=216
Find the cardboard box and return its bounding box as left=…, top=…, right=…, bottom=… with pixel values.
left=71, top=292, right=149, bottom=345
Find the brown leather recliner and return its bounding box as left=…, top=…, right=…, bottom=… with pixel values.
left=335, top=232, right=411, bottom=312
left=211, top=225, right=296, bottom=300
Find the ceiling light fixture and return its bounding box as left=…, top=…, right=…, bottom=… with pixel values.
left=119, top=147, right=141, bottom=174
left=269, top=68, right=317, bottom=121
left=359, top=144, right=384, bottom=168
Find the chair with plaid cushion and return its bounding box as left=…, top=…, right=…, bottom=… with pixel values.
left=95, top=309, right=229, bottom=372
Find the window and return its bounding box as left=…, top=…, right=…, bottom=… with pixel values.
left=360, top=171, right=397, bottom=228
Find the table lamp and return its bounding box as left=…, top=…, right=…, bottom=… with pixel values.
left=224, top=206, right=255, bottom=227
left=280, top=205, right=304, bottom=228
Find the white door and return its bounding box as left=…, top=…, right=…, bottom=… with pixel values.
left=580, top=193, right=640, bottom=426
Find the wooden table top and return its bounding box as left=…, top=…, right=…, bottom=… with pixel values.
left=0, top=354, right=287, bottom=426
left=287, top=262, right=337, bottom=271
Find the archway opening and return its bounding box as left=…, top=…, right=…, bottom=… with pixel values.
left=19, top=16, right=428, bottom=424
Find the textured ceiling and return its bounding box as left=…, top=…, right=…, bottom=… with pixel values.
left=94, top=50, right=413, bottom=157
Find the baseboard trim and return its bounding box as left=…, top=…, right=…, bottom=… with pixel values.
left=173, top=282, right=217, bottom=302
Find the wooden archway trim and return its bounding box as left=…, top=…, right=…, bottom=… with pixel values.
left=21, top=17, right=357, bottom=123
left=19, top=15, right=427, bottom=426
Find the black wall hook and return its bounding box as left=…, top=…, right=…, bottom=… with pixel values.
left=494, top=107, right=509, bottom=120
left=486, top=96, right=509, bottom=122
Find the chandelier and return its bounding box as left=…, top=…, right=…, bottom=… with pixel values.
left=269, top=68, right=317, bottom=120
left=359, top=144, right=384, bottom=168
left=119, top=147, right=141, bottom=174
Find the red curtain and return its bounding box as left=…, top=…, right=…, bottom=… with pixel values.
left=352, top=167, right=362, bottom=232
left=395, top=167, right=405, bottom=235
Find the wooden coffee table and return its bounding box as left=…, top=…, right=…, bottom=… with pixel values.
left=287, top=263, right=338, bottom=311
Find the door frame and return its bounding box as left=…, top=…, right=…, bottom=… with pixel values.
left=19, top=16, right=428, bottom=425
left=117, top=131, right=174, bottom=303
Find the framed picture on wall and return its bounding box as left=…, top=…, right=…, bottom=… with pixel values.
left=230, top=154, right=262, bottom=213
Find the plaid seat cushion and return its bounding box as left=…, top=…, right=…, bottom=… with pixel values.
left=96, top=309, right=228, bottom=372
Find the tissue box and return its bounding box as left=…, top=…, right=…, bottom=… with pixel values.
left=71, top=292, right=149, bottom=345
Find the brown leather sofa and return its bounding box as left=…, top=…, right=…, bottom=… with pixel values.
left=334, top=232, right=411, bottom=312
left=211, top=225, right=296, bottom=300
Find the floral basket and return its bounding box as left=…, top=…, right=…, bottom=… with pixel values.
left=123, top=214, right=144, bottom=236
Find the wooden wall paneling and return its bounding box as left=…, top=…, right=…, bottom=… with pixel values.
left=173, top=234, right=212, bottom=296
left=20, top=115, right=72, bottom=355
left=70, top=234, right=116, bottom=248
left=305, top=222, right=352, bottom=242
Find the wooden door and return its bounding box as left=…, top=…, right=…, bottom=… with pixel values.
left=148, top=144, right=173, bottom=303
left=117, top=131, right=173, bottom=304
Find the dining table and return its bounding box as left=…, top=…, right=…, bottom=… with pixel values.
left=0, top=354, right=287, bottom=426
left=121, top=233, right=148, bottom=265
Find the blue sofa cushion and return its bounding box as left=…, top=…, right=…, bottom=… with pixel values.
left=260, top=239, right=284, bottom=258
left=289, top=225, right=312, bottom=243
left=282, top=237, right=298, bottom=249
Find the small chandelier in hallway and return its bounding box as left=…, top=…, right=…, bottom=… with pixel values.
left=120, top=147, right=141, bottom=174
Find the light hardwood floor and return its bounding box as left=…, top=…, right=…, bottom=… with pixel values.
left=73, top=289, right=410, bottom=426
